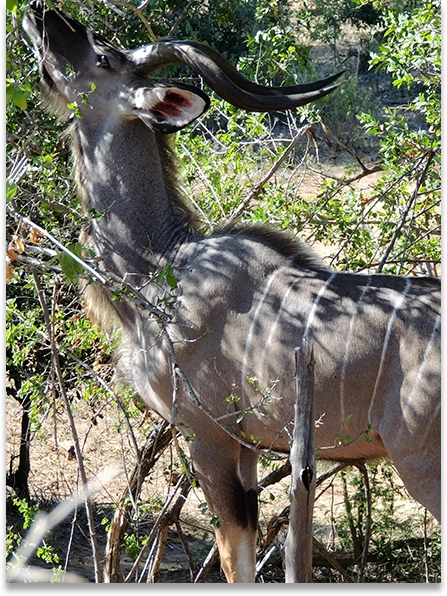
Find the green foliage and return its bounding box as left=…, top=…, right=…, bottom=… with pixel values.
left=6, top=0, right=440, bottom=582
left=354, top=0, right=441, bottom=273
left=6, top=498, right=60, bottom=567
left=310, top=0, right=379, bottom=56
left=330, top=463, right=441, bottom=582
left=57, top=243, right=84, bottom=283
left=123, top=533, right=148, bottom=562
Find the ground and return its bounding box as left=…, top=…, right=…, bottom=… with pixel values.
left=6, top=390, right=440, bottom=583
left=6, top=13, right=440, bottom=583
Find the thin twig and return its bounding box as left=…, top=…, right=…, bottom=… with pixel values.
left=193, top=543, right=219, bottom=583
left=306, top=161, right=383, bottom=186
left=377, top=150, right=435, bottom=273
left=167, top=0, right=196, bottom=38
left=423, top=508, right=429, bottom=583
left=7, top=305, right=141, bottom=458
left=224, top=124, right=315, bottom=224
left=110, top=0, right=157, bottom=40
left=312, top=537, right=354, bottom=583
left=32, top=272, right=103, bottom=583
left=123, top=473, right=186, bottom=582
left=8, top=206, right=170, bottom=321
left=6, top=467, right=119, bottom=583
left=356, top=463, right=372, bottom=583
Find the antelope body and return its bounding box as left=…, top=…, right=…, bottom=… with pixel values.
left=24, top=3, right=441, bottom=583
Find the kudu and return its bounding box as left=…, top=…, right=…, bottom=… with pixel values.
left=24, top=3, right=440, bottom=583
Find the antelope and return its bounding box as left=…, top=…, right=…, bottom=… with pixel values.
left=23, top=3, right=441, bottom=583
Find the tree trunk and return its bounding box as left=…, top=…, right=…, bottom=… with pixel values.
left=284, top=337, right=316, bottom=583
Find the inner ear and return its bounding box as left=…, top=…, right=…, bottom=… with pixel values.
left=134, top=84, right=210, bottom=133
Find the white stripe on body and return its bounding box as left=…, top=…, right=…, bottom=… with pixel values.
left=367, top=278, right=412, bottom=423
left=406, top=309, right=441, bottom=402
left=243, top=270, right=337, bottom=388
left=339, top=276, right=373, bottom=421
left=302, top=271, right=338, bottom=342
left=402, top=309, right=441, bottom=444
left=257, top=274, right=302, bottom=375
left=241, top=267, right=285, bottom=387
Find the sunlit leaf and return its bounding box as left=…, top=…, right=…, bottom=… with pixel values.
left=57, top=244, right=84, bottom=283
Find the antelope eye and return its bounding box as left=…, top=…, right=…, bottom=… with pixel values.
left=96, top=54, right=110, bottom=68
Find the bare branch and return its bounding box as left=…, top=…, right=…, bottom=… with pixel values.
left=224, top=124, right=314, bottom=224
left=32, top=272, right=103, bottom=582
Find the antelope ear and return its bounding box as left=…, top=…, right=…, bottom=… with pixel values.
left=133, top=84, right=210, bottom=133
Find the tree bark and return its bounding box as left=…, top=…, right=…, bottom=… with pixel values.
left=284, top=337, right=316, bottom=583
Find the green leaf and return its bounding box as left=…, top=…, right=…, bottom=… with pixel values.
left=67, top=102, right=82, bottom=118
left=6, top=181, right=17, bottom=203
left=155, top=262, right=178, bottom=289
left=43, top=154, right=53, bottom=168
left=57, top=244, right=84, bottom=283
left=6, top=0, right=18, bottom=13
left=12, top=90, right=28, bottom=110
left=165, top=267, right=178, bottom=289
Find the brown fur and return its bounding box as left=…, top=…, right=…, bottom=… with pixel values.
left=23, top=7, right=441, bottom=584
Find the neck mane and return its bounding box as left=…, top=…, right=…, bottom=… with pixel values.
left=71, top=117, right=201, bottom=278
left=70, top=115, right=326, bottom=279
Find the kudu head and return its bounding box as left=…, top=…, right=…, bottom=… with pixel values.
left=23, top=2, right=343, bottom=135
left=20, top=5, right=441, bottom=584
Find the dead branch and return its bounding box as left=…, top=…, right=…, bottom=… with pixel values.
left=32, top=272, right=103, bottom=582
left=104, top=419, right=173, bottom=582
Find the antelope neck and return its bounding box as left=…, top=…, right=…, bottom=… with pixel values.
left=73, top=116, right=189, bottom=278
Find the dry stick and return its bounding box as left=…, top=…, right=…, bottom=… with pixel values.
left=377, top=150, right=435, bottom=273
left=32, top=272, right=103, bottom=583
left=194, top=543, right=219, bottom=583
left=312, top=537, right=354, bottom=583
left=257, top=502, right=354, bottom=583
left=174, top=518, right=196, bottom=581
left=356, top=463, right=372, bottom=583
left=341, top=469, right=361, bottom=561
left=284, top=338, right=316, bottom=583
left=167, top=0, right=197, bottom=38
left=11, top=211, right=108, bottom=285
left=329, top=150, right=436, bottom=268
left=110, top=0, right=157, bottom=40
left=255, top=545, right=277, bottom=577
left=224, top=124, right=314, bottom=225
left=315, top=462, right=351, bottom=487
left=179, top=141, right=225, bottom=220
left=320, top=120, right=375, bottom=174
left=123, top=473, right=186, bottom=583
left=8, top=207, right=169, bottom=322
left=145, top=478, right=192, bottom=582
left=306, top=161, right=383, bottom=186
left=423, top=508, right=430, bottom=583
left=103, top=419, right=173, bottom=582
left=257, top=462, right=352, bottom=578
left=170, top=358, right=287, bottom=461
left=306, top=120, right=383, bottom=187
left=145, top=525, right=169, bottom=582
left=6, top=466, right=119, bottom=583
left=8, top=305, right=141, bottom=459
left=258, top=460, right=291, bottom=492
